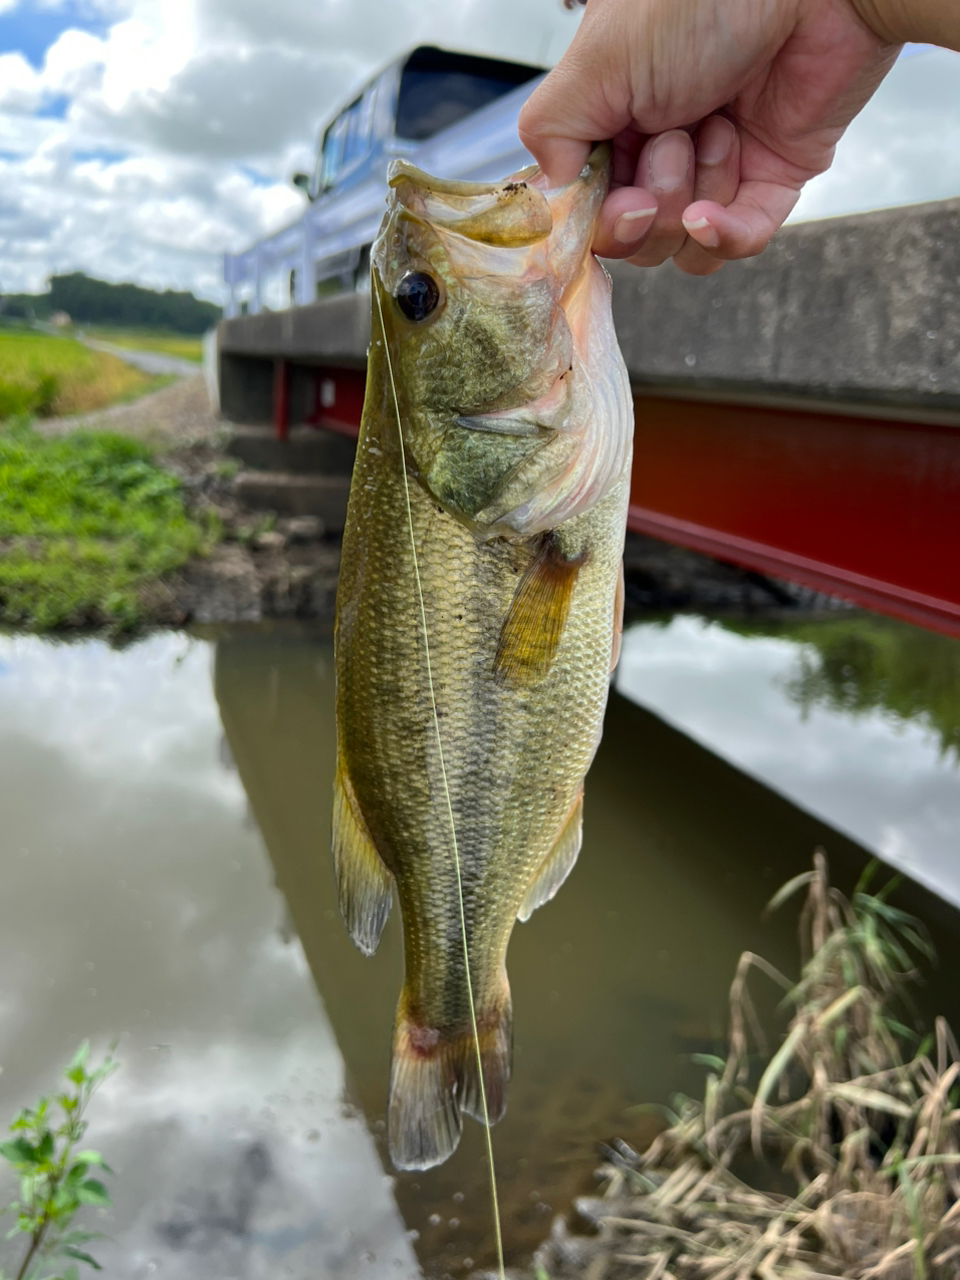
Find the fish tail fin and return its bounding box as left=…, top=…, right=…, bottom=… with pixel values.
left=387, top=978, right=512, bottom=1171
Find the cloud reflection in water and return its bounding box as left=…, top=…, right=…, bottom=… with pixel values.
left=616, top=615, right=960, bottom=909
left=0, top=632, right=418, bottom=1280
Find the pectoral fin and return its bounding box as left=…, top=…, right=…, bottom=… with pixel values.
left=494, top=536, right=587, bottom=686
left=332, top=763, right=392, bottom=956
left=518, top=790, right=583, bottom=922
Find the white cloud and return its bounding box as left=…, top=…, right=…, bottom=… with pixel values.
left=0, top=2, right=956, bottom=304
left=792, top=48, right=960, bottom=223
left=0, top=51, right=43, bottom=111
left=43, top=26, right=107, bottom=95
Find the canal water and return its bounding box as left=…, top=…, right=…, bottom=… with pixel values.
left=1, top=611, right=959, bottom=1278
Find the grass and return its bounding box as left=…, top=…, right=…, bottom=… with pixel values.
left=534, top=856, right=960, bottom=1279
left=0, top=330, right=157, bottom=419
left=0, top=418, right=218, bottom=631
left=83, top=327, right=204, bottom=363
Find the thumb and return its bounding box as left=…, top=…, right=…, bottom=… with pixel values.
left=518, top=39, right=635, bottom=186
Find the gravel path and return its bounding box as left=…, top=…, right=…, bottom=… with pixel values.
left=80, top=335, right=201, bottom=378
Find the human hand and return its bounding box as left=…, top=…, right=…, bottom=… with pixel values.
left=518, top=0, right=901, bottom=275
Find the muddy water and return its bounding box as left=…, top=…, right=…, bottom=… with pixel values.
left=1, top=614, right=959, bottom=1278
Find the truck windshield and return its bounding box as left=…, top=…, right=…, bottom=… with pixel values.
left=318, top=87, right=377, bottom=193
left=319, top=116, right=348, bottom=190
left=396, top=50, right=541, bottom=142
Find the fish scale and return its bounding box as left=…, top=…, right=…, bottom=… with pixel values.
left=333, top=144, right=633, bottom=1171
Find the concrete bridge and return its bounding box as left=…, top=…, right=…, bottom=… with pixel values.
left=215, top=196, right=960, bottom=638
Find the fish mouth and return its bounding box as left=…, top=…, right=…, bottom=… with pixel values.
left=387, top=143, right=610, bottom=201
left=387, top=143, right=611, bottom=254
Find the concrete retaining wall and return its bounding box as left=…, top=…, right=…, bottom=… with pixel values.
left=218, top=197, right=960, bottom=421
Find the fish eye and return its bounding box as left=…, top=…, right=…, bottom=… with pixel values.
left=395, top=271, right=440, bottom=322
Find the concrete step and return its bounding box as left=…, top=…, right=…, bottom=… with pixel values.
left=225, top=425, right=357, bottom=476
left=234, top=470, right=351, bottom=526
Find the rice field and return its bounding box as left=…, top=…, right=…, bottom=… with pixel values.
left=0, top=329, right=157, bottom=420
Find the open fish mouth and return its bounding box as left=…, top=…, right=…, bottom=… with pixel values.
left=386, top=143, right=611, bottom=264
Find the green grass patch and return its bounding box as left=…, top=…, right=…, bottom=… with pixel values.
left=0, top=419, right=218, bottom=631
left=0, top=330, right=155, bottom=420
left=84, top=327, right=205, bottom=363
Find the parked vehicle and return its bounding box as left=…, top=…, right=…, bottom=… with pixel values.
left=223, top=46, right=544, bottom=318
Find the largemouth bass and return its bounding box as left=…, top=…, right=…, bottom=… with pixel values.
left=333, top=144, right=633, bottom=1171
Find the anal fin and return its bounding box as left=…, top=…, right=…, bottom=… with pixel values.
left=494, top=535, right=588, bottom=686
left=332, top=763, right=392, bottom=956
left=518, top=789, right=583, bottom=922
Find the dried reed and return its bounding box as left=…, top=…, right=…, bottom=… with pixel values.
left=530, top=853, right=960, bottom=1280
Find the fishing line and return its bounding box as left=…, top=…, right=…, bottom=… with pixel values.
left=374, top=282, right=506, bottom=1280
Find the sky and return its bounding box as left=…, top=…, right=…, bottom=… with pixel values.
left=0, top=0, right=957, bottom=306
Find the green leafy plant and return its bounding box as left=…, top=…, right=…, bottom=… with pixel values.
left=0, top=1044, right=117, bottom=1280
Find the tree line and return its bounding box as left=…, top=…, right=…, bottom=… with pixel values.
left=0, top=272, right=221, bottom=334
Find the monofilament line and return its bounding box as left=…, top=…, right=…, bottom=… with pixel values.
left=375, top=283, right=506, bottom=1280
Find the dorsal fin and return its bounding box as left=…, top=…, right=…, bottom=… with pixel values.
left=494, top=536, right=588, bottom=686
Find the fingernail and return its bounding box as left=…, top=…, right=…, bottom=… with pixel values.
left=649, top=133, right=690, bottom=193
left=698, top=118, right=735, bottom=166
left=613, top=207, right=656, bottom=244
left=682, top=215, right=719, bottom=249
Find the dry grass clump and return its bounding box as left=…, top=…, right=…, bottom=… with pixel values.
left=533, top=854, right=960, bottom=1280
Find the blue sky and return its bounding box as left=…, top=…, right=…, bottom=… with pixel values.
left=0, top=1, right=114, bottom=67
left=0, top=0, right=956, bottom=304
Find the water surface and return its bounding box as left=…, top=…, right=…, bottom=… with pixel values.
left=1, top=613, right=959, bottom=1277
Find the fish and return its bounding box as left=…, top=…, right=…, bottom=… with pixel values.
left=333, top=143, right=634, bottom=1171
